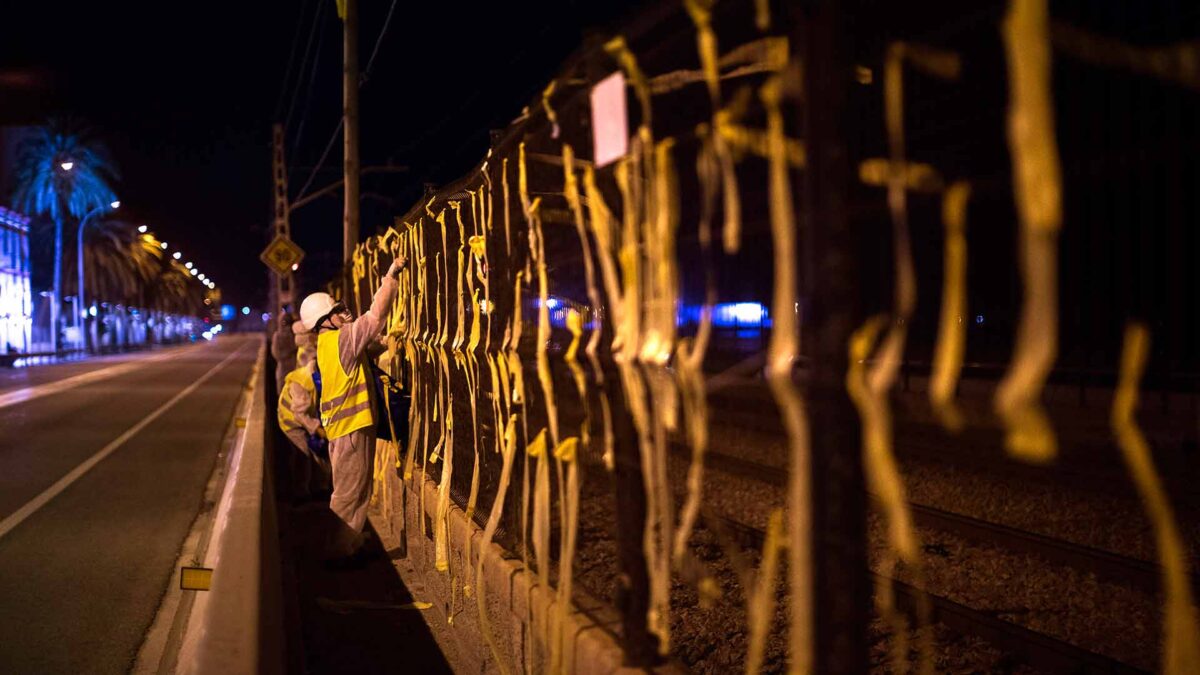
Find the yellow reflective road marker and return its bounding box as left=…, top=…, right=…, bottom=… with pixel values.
left=180, top=567, right=213, bottom=591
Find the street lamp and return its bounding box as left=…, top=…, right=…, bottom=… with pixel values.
left=60, top=161, right=74, bottom=171
left=77, top=199, right=120, bottom=351
left=138, top=225, right=147, bottom=233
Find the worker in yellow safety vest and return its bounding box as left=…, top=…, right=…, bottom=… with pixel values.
left=276, top=332, right=330, bottom=501
left=299, top=255, right=404, bottom=566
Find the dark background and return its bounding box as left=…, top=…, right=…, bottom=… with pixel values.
left=0, top=0, right=640, bottom=308
left=0, top=0, right=1196, bottom=371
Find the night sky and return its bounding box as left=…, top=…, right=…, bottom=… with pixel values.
left=0, top=0, right=637, bottom=308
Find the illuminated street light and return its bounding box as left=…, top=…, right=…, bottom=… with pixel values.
left=60, top=161, right=74, bottom=171
left=185, top=262, right=193, bottom=269
left=161, top=241, right=168, bottom=249
left=241, top=306, right=250, bottom=315
left=138, top=225, right=147, bottom=233
left=190, top=269, right=198, bottom=276
left=76, top=199, right=121, bottom=352
left=291, top=263, right=299, bottom=271
left=198, top=273, right=206, bottom=280
left=173, top=251, right=181, bottom=260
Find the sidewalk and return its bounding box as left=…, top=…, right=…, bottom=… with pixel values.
left=279, top=490, right=453, bottom=674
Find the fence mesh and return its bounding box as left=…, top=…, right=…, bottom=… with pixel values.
left=334, top=0, right=1200, bottom=671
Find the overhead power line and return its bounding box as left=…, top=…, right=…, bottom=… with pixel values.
left=291, top=0, right=399, bottom=204
left=273, top=0, right=313, bottom=121
left=287, top=3, right=331, bottom=164
left=284, top=0, right=327, bottom=143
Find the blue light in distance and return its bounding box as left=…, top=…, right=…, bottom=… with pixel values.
left=712, top=302, right=767, bottom=327
left=241, top=306, right=250, bottom=316
left=220, top=304, right=236, bottom=321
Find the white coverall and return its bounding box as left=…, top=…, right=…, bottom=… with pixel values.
left=281, top=347, right=330, bottom=496
left=319, top=276, right=397, bottom=555
left=271, top=317, right=297, bottom=393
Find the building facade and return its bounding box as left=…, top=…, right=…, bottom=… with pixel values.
left=0, top=205, right=31, bottom=354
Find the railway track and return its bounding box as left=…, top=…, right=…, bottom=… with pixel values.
left=685, top=443, right=1200, bottom=594
left=709, top=514, right=1149, bottom=675
left=702, top=387, right=1200, bottom=503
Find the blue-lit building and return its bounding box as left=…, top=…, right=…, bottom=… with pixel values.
left=0, top=205, right=31, bottom=354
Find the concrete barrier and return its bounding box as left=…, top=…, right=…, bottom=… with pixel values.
left=370, top=468, right=681, bottom=675
left=175, top=344, right=285, bottom=675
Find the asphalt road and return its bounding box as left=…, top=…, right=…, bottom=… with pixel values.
left=0, top=334, right=259, bottom=674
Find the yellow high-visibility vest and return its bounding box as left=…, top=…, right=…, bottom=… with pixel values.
left=317, top=330, right=374, bottom=439
left=277, top=365, right=316, bottom=434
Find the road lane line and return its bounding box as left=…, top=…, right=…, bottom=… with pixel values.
left=0, top=343, right=252, bottom=542
left=0, top=345, right=204, bottom=411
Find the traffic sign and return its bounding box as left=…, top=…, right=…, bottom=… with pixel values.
left=260, top=234, right=304, bottom=276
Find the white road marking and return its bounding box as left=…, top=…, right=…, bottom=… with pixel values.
left=0, top=347, right=194, bottom=411
left=0, top=343, right=251, bottom=542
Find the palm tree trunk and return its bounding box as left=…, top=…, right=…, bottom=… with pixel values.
left=51, top=213, right=63, bottom=352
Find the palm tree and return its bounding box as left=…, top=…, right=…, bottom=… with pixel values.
left=12, top=120, right=117, bottom=350
left=128, top=232, right=209, bottom=342
left=64, top=220, right=140, bottom=305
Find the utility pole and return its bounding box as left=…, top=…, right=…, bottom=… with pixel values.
left=341, top=0, right=359, bottom=267
left=272, top=123, right=293, bottom=320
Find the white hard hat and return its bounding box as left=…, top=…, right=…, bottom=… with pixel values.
left=299, top=292, right=337, bottom=332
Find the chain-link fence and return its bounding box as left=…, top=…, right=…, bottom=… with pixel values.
left=336, top=0, right=1200, bottom=671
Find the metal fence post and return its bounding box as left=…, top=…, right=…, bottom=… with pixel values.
left=800, top=0, right=869, bottom=671
left=607, top=376, right=658, bottom=665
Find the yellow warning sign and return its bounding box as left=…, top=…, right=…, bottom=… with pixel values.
left=260, top=235, right=305, bottom=276
left=180, top=566, right=213, bottom=591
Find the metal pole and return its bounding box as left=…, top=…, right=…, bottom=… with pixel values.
left=608, top=379, right=657, bottom=665
left=77, top=206, right=101, bottom=354
left=77, top=215, right=85, bottom=352
left=799, top=0, right=868, bottom=671
left=51, top=214, right=62, bottom=353
left=342, top=0, right=360, bottom=266
left=271, top=124, right=292, bottom=322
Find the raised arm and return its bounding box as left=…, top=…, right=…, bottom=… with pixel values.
left=338, top=256, right=406, bottom=371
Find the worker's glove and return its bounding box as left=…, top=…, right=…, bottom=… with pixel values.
left=386, top=256, right=407, bottom=279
